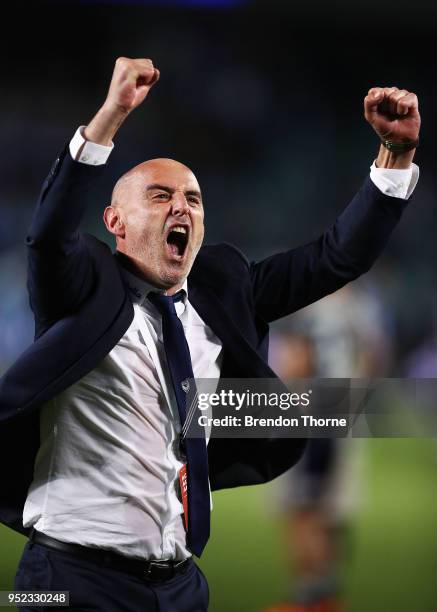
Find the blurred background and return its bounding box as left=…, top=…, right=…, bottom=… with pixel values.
left=1, top=0, right=437, bottom=610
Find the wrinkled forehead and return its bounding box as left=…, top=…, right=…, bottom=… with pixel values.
left=140, top=159, right=200, bottom=191
left=113, top=159, right=201, bottom=204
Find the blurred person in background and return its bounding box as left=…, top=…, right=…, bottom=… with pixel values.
left=0, top=248, right=34, bottom=372
left=0, top=51, right=421, bottom=612
left=264, top=282, right=394, bottom=612
left=403, top=301, right=437, bottom=377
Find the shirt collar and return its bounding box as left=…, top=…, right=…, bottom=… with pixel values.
left=116, top=253, right=188, bottom=306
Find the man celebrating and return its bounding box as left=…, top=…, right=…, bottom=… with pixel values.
left=0, top=58, right=420, bottom=611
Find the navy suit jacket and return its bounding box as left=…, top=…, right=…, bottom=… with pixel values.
left=0, top=146, right=409, bottom=535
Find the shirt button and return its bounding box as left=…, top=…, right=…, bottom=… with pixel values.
left=81, top=154, right=90, bottom=162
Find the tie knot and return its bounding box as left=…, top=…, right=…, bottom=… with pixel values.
left=148, top=290, right=185, bottom=316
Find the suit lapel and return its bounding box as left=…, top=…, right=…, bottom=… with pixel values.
left=188, top=279, right=276, bottom=379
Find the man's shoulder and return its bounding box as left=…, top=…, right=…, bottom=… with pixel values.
left=196, top=242, right=249, bottom=269
left=83, top=232, right=112, bottom=251
left=83, top=233, right=118, bottom=267
left=190, top=243, right=250, bottom=290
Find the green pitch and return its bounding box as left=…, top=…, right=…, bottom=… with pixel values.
left=2, top=439, right=437, bottom=611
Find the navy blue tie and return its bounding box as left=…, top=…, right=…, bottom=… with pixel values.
left=148, top=291, right=210, bottom=557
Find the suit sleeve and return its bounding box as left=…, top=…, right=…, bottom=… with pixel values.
left=25, top=146, right=106, bottom=336
left=250, top=176, right=409, bottom=323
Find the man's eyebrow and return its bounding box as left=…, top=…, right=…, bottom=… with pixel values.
left=146, top=183, right=175, bottom=193
left=185, top=189, right=203, bottom=200
left=146, top=184, right=202, bottom=200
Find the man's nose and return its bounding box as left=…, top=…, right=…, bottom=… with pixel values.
left=171, top=193, right=190, bottom=215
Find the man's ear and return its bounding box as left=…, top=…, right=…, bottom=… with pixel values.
left=103, top=205, right=125, bottom=238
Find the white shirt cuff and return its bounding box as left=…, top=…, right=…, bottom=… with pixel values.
left=69, top=126, right=114, bottom=166
left=370, top=161, right=419, bottom=200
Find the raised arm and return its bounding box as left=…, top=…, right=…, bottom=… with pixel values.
left=251, top=86, right=420, bottom=323
left=26, top=57, right=159, bottom=332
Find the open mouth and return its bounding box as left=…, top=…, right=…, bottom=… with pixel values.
left=166, top=225, right=189, bottom=259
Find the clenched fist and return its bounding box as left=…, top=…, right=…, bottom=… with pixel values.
left=105, top=57, right=160, bottom=115
left=84, top=57, right=160, bottom=145
left=364, top=86, right=420, bottom=144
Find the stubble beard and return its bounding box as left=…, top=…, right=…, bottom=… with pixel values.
left=132, top=234, right=195, bottom=290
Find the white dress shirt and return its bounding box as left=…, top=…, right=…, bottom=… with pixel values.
left=23, top=268, right=222, bottom=560
left=23, top=127, right=419, bottom=560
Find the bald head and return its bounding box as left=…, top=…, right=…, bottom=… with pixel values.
left=111, top=158, right=200, bottom=209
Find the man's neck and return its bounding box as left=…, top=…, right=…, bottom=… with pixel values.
left=115, top=250, right=186, bottom=296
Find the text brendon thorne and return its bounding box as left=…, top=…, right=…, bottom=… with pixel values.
left=198, top=415, right=348, bottom=428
